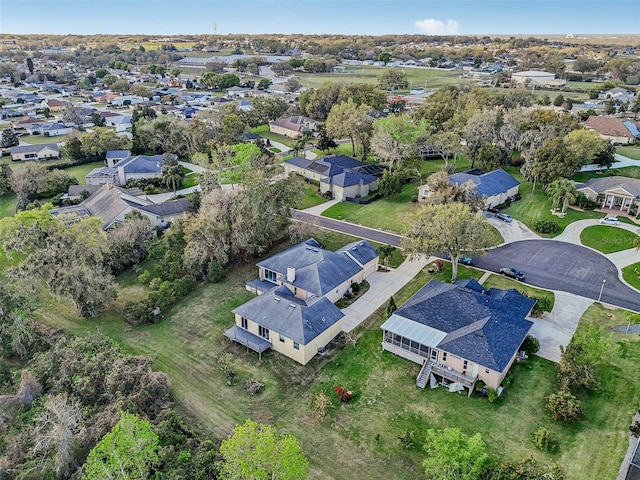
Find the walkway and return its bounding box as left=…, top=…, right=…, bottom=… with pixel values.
left=341, top=257, right=430, bottom=332
left=580, top=153, right=640, bottom=172
left=178, top=161, right=209, bottom=174
left=146, top=185, right=201, bottom=202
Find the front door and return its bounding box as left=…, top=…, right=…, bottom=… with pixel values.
left=430, top=349, right=438, bottom=361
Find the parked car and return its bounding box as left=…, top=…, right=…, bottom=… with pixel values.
left=458, top=256, right=473, bottom=265
left=499, top=267, right=525, bottom=281
left=487, top=207, right=500, bottom=214
left=496, top=213, right=513, bottom=223
left=599, top=216, right=620, bottom=225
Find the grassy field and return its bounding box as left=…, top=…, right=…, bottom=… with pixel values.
left=20, top=134, right=67, bottom=145
left=580, top=225, right=638, bottom=254
left=0, top=194, right=17, bottom=219
left=482, top=274, right=555, bottom=312
left=294, top=65, right=476, bottom=91
left=617, top=145, right=640, bottom=160
left=30, top=232, right=640, bottom=479
left=503, top=167, right=604, bottom=236
left=622, top=262, right=640, bottom=290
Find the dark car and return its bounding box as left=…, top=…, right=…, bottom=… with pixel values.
left=499, top=267, right=525, bottom=281
left=458, top=256, right=473, bottom=265
left=496, top=213, right=513, bottom=223
left=487, top=207, right=500, bottom=214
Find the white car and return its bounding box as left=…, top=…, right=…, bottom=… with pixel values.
left=599, top=216, right=620, bottom=225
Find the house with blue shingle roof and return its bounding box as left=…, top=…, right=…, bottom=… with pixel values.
left=380, top=279, right=534, bottom=394
left=226, top=238, right=379, bottom=364
left=418, top=168, right=520, bottom=209
left=283, top=154, right=383, bottom=201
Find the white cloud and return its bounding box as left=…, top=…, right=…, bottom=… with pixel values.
left=414, top=18, right=459, bottom=35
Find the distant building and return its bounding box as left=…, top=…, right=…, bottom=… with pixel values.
left=585, top=116, right=640, bottom=144
left=10, top=144, right=60, bottom=161
left=511, top=70, right=566, bottom=87
left=268, top=115, right=316, bottom=139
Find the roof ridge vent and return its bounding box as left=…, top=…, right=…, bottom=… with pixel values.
left=289, top=303, right=297, bottom=308
left=274, top=297, right=281, bottom=302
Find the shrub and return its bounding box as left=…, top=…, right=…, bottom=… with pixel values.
left=350, top=282, right=361, bottom=294
left=434, top=259, right=444, bottom=272
left=137, top=270, right=152, bottom=284
left=207, top=260, right=226, bottom=283
left=398, top=430, right=416, bottom=450
left=124, top=299, right=156, bottom=326
left=174, top=275, right=197, bottom=297
left=486, top=388, right=500, bottom=403
left=521, top=335, right=540, bottom=356
left=530, top=294, right=553, bottom=316
left=630, top=420, right=640, bottom=438
left=149, top=277, right=162, bottom=291
left=546, top=390, right=583, bottom=423
left=533, top=426, right=558, bottom=452
left=575, top=192, right=597, bottom=210
left=534, top=219, right=560, bottom=234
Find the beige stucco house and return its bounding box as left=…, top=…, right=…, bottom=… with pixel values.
left=585, top=116, right=640, bottom=144
left=381, top=279, right=535, bottom=395
left=268, top=115, right=316, bottom=139
left=226, top=238, right=379, bottom=364
left=10, top=143, right=60, bottom=161
left=577, top=176, right=640, bottom=215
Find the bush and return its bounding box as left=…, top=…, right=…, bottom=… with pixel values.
left=173, top=275, right=197, bottom=297
left=350, top=282, right=360, bottom=294
left=575, top=192, right=597, bottom=210
left=533, top=219, right=560, bottom=234
left=546, top=390, right=583, bottom=423
left=530, top=294, right=553, bottom=316
left=138, top=270, right=152, bottom=284
left=123, top=299, right=156, bottom=326
left=521, top=335, right=540, bottom=356
left=207, top=260, right=226, bottom=283
left=149, top=277, right=162, bottom=291
left=533, top=426, right=558, bottom=452
left=486, top=388, right=500, bottom=403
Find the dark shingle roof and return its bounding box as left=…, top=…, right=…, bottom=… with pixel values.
left=577, top=176, right=640, bottom=199
left=337, top=240, right=378, bottom=266
left=232, top=286, right=344, bottom=345
left=257, top=238, right=363, bottom=297
left=128, top=198, right=189, bottom=216
left=449, top=169, right=519, bottom=198
left=117, top=154, right=165, bottom=174
left=393, top=279, right=534, bottom=372
left=10, top=144, right=59, bottom=154
left=320, top=170, right=378, bottom=187
left=106, top=150, right=131, bottom=159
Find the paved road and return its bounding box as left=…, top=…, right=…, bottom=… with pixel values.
left=291, top=210, right=402, bottom=247
left=472, top=240, right=640, bottom=312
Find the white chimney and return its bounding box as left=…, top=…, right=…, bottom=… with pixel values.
left=286, top=267, right=296, bottom=283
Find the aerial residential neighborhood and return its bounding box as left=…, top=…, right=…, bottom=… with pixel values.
left=1, top=2, right=640, bottom=479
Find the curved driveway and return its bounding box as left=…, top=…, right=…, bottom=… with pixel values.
left=472, top=240, right=640, bottom=312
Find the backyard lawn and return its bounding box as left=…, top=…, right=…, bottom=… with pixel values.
left=297, top=182, right=327, bottom=210
left=20, top=134, right=67, bottom=145
left=63, top=161, right=105, bottom=185
left=503, top=167, right=604, bottom=236
left=622, top=262, right=640, bottom=290
left=580, top=225, right=638, bottom=254
left=617, top=145, right=640, bottom=160
left=0, top=194, right=17, bottom=219
left=252, top=124, right=294, bottom=148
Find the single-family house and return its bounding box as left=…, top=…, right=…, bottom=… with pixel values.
left=598, top=87, right=637, bottom=104
left=25, top=122, right=73, bottom=136
left=104, top=114, right=132, bottom=132
left=105, top=150, right=132, bottom=168
left=10, top=143, right=60, bottom=161
left=227, top=238, right=379, bottom=364
left=111, top=95, right=144, bottom=107
left=585, top=116, right=640, bottom=144
left=380, top=279, right=535, bottom=395
left=51, top=183, right=189, bottom=229
left=116, top=153, right=166, bottom=185
left=576, top=176, right=640, bottom=215
left=268, top=115, right=316, bottom=139
left=44, top=98, right=66, bottom=112
left=418, top=168, right=520, bottom=209
left=283, top=155, right=383, bottom=201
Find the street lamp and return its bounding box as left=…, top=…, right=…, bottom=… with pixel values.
left=598, top=279, right=606, bottom=302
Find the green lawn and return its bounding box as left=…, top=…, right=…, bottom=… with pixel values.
left=622, top=262, right=640, bottom=290
left=503, top=167, right=604, bottom=237
left=20, top=134, right=67, bottom=145
left=24, top=231, right=640, bottom=480
left=182, top=173, right=201, bottom=189
left=580, top=225, right=638, bottom=254
left=63, top=161, right=105, bottom=185
left=0, top=194, right=17, bottom=220
left=482, top=274, right=555, bottom=312
left=297, top=183, right=327, bottom=210
left=252, top=124, right=295, bottom=148
left=616, top=145, right=640, bottom=160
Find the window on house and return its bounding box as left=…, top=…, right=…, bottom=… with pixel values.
left=241, top=317, right=247, bottom=329
left=279, top=334, right=285, bottom=343
left=463, top=360, right=468, bottom=370
left=293, top=342, right=300, bottom=350
left=485, top=368, right=490, bottom=374
left=264, top=269, right=277, bottom=283
left=442, top=352, right=447, bottom=362
left=258, top=326, right=269, bottom=340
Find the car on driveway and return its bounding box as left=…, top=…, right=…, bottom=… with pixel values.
left=599, top=216, right=620, bottom=225
left=499, top=267, right=525, bottom=281
left=496, top=213, right=513, bottom=223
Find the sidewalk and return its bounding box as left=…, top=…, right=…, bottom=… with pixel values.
left=341, top=256, right=430, bottom=332
left=300, top=199, right=339, bottom=216
left=580, top=154, right=640, bottom=172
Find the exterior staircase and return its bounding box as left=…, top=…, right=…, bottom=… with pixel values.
left=416, top=359, right=434, bottom=388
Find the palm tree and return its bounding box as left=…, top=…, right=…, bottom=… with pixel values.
left=379, top=244, right=396, bottom=272
left=163, top=165, right=184, bottom=197
left=293, top=130, right=314, bottom=158
left=545, top=178, right=577, bottom=215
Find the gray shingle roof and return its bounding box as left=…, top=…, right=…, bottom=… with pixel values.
left=10, top=143, right=59, bottom=154
left=390, top=279, right=534, bottom=372
left=320, top=170, right=378, bottom=187
left=128, top=198, right=189, bottom=216
left=106, top=150, right=131, bottom=159
left=257, top=238, right=364, bottom=297
left=449, top=169, right=519, bottom=198
left=577, top=176, right=640, bottom=199
left=232, top=286, right=344, bottom=345
left=337, top=240, right=378, bottom=266
left=117, top=154, right=165, bottom=174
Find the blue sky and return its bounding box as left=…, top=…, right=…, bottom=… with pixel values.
left=0, top=0, right=637, bottom=36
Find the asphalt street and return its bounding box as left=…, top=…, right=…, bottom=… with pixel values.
left=472, top=240, right=640, bottom=312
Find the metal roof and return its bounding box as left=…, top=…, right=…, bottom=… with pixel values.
left=380, top=313, right=446, bottom=348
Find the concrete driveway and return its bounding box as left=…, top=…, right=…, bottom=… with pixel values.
left=472, top=240, right=640, bottom=312
left=486, top=215, right=540, bottom=243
